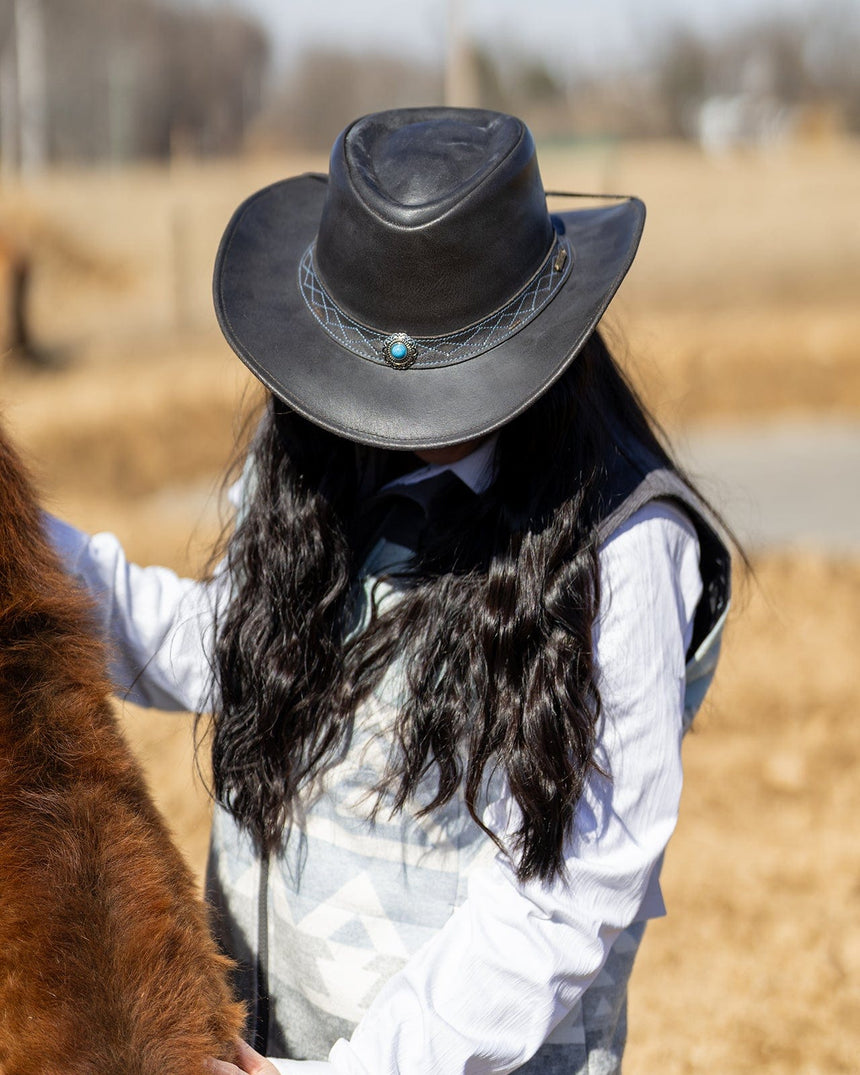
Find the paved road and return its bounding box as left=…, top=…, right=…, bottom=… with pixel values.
left=674, top=418, right=860, bottom=553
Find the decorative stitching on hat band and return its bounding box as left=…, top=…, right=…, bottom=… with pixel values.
left=297, top=235, right=573, bottom=368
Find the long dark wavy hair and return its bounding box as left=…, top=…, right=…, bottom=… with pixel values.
left=207, top=331, right=684, bottom=883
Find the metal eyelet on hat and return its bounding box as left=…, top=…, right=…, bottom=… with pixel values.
left=381, top=333, right=419, bottom=369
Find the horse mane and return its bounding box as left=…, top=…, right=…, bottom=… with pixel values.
left=0, top=423, right=245, bottom=1074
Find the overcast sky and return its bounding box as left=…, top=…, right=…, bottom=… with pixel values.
left=220, top=0, right=817, bottom=74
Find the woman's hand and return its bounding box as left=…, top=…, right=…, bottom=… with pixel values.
left=206, top=1039, right=281, bottom=1075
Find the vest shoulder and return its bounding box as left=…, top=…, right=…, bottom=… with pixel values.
left=597, top=428, right=733, bottom=662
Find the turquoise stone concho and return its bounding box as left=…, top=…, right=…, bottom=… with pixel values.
left=381, top=333, right=418, bottom=369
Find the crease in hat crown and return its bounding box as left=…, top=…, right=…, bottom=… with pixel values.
left=312, top=108, right=556, bottom=339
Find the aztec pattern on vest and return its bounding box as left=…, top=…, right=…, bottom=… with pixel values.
left=205, top=433, right=731, bottom=1069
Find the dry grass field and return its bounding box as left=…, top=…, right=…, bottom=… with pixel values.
left=1, top=139, right=858, bottom=1071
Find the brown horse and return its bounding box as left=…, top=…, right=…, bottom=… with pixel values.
left=0, top=424, right=245, bottom=1074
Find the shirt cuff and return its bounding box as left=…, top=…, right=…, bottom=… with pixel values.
left=268, top=1061, right=337, bottom=1075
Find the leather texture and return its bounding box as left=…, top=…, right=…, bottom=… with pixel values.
left=213, top=107, right=646, bottom=450
left=315, top=109, right=552, bottom=335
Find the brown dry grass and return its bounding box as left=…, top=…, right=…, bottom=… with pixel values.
left=1, top=140, right=858, bottom=1070
left=628, top=555, right=860, bottom=1074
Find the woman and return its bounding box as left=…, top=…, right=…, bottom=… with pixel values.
left=52, top=108, right=731, bottom=1074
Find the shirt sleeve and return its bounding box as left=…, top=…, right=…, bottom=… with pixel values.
left=44, top=514, right=223, bottom=713
left=324, top=501, right=703, bottom=1075
left=269, top=1062, right=335, bottom=1074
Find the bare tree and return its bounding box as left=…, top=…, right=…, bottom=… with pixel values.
left=0, top=0, right=270, bottom=167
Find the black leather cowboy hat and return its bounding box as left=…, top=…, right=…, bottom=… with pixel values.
left=213, top=107, right=645, bottom=450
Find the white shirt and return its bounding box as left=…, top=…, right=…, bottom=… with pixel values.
left=47, top=443, right=702, bottom=1075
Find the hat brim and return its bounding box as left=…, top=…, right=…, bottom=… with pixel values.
left=213, top=174, right=645, bottom=450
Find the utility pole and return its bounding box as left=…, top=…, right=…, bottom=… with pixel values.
left=15, top=0, right=48, bottom=175
left=1, top=39, right=18, bottom=180
left=445, top=0, right=480, bottom=108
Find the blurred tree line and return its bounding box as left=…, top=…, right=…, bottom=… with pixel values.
left=471, top=3, right=860, bottom=142
left=1, top=0, right=858, bottom=169
left=653, top=4, right=860, bottom=139
left=260, top=3, right=860, bottom=149
left=0, top=0, right=267, bottom=170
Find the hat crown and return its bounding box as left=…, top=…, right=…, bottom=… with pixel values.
left=350, top=111, right=520, bottom=213
left=314, top=108, right=554, bottom=337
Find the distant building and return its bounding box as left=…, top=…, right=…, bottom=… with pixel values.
left=697, top=92, right=793, bottom=154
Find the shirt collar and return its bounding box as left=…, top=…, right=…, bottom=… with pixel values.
left=381, top=434, right=498, bottom=496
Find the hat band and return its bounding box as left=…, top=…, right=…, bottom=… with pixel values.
left=297, top=234, right=573, bottom=369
